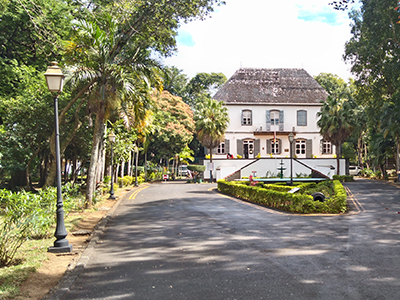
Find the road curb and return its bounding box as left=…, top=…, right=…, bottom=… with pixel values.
left=42, top=188, right=135, bottom=300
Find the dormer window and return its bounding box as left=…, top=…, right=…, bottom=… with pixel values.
left=241, top=110, right=252, bottom=125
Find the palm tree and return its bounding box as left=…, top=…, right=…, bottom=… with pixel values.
left=317, top=95, right=354, bottom=175
left=194, top=98, right=229, bottom=182
left=65, top=16, right=159, bottom=208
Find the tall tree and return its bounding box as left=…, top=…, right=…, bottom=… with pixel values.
left=63, top=0, right=224, bottom=207
left=64, top=15, right=159, bottom=207
left=194, top=98, right=229, bottom=182
left=185, top=72, right=227, bottom=107
left=315, top=73, right=366, bottom=167
left=161, top=66, right=189, bottom=98
left=147, top=91, right=194, bottom=164
left=344, top=0, right=400, bottom=172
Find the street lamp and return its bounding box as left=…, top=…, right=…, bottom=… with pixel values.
left=288, top=132, right=294, bottom=186
left=108, top=131, right=116, bottom=199
left=45, top=62, right=72, bottom=253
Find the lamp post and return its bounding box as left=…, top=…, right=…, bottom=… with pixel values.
left=108, top=131, right=116, bottom=199
left=45, top=62, right=72, bottom=253
left=288, top=132, right=294, bottom=186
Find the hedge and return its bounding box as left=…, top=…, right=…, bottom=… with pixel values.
left=332, top=175, right=355, bottom=182
left=217, top=180, right=347, bottom=214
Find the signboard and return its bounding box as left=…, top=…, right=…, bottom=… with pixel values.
left=163, top=174, right=168, bottom=180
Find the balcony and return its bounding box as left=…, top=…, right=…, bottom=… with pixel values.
left=253, top=126, right=295, bottom=136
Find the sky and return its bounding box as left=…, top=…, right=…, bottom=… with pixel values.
left=161, top=0, right=356, bottom=82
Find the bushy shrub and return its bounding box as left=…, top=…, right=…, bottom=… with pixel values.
left=360, top=168, right=375, bottom=178
left=0, top=186, right=80, bottom=266
left=103, top=176, right=111, bottom=184
left=117, top=176, right=133, bottom=187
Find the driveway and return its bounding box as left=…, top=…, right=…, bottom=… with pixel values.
left=57, top=179, right=400, bottom=300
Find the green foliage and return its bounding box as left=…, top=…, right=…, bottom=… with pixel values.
left=161, top=66, right=189, bottom=98
left=185, top=72, right=227, bottom=107
left=0, top=0, right=73, bottom=69
left=187, top=165, right=206, bottom=173
left=0, top=238, right=48, bottom=298
left=359, top=168, right=385, bottom=179
left=217, top=180, right=348, bottom=214
left=332, top=175, right=355, bottom=182
left=0, top=185, right=81, bottom=266
left=343, top=0, right=400, bottom=172
left=117, top=175, right=145, bottom=188
left=148, top=91, right=194, bottom=162
left=194, top=97, right=229, bottom=161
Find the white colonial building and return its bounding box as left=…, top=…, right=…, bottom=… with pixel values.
left=203, top=68, right=346, bottom=180
left=211, top=68, right=334, bottom=159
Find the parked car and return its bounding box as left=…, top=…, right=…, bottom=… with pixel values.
left=349, top=166, right=361, bottom=176
left=178, top=165, right=188, bottom=176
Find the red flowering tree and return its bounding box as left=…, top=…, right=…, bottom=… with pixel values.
left=147, top=91, right=194, bottom=164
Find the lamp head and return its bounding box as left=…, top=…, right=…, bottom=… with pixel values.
left=108, top=131, right=116, bottom=143
left=288, top=132, right=294, bottom=143
left=44, top=62, right=64, bottom=93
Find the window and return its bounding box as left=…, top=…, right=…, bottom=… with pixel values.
left=271, top=139, right=280, bottom=154
left=270, top=110, right=279, bottom=125
left=321, top=140, right=332, bottom=154
left=242, top=110, right=252, bottom=125
left=217, top=142, right=225, bottom=154
left=297, top=110, right=307, bottom=126
left=295, top=140, right=306, bottom=155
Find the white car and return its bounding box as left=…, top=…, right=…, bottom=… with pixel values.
left=349, top=166, right=361, bottom=176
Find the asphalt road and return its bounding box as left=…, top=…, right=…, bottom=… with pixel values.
left=58, top=179, right=400, bottom=300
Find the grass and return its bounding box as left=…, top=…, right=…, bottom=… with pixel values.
left=0, top=190, right=111, bottom=299
left=0, top=238, right=52, bottom=299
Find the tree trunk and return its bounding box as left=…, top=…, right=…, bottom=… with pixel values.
left=72, top=156, right=77, bottom=184
left=85, top=103, right=106, bottom=208
left=96, top=135, right=106, bottom=184
left=364, top=143, right=369, bottom=169
left=358, top=136, right=363, bottom=168
left=39, top=154, right=49, bottom=188
left=134, top=146, right=139, bottom=186
left=144, top=151, right=148, bottom=181
left=115, top=164, right=120, bottom=181
left=396, top=135, right=400, bottom=174
left=121, top=160, right=125, bottom=178
left=209, top=148, right=213, bottom=182
left=336, top=143, right=341, bottom=175
left=127, top=151, right=132, bottom=177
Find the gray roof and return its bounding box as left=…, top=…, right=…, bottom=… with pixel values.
left=214, top=68, right=328, bottom=104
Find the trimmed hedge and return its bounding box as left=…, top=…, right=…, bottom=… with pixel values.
left=217, top=179, right=347, bottom=214
left=332, top=175, right=355, bottom=182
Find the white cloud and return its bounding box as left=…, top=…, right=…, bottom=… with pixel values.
left=163, top=0, right=354, bottom=81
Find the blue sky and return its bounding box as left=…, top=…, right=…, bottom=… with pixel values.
left=163, top=0, right=354, bottom=81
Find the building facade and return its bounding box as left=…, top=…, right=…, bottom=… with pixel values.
left=211, top=68, right=335, bottom=160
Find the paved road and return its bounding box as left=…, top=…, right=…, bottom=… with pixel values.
left=59, top=179, right=400, bottom=300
